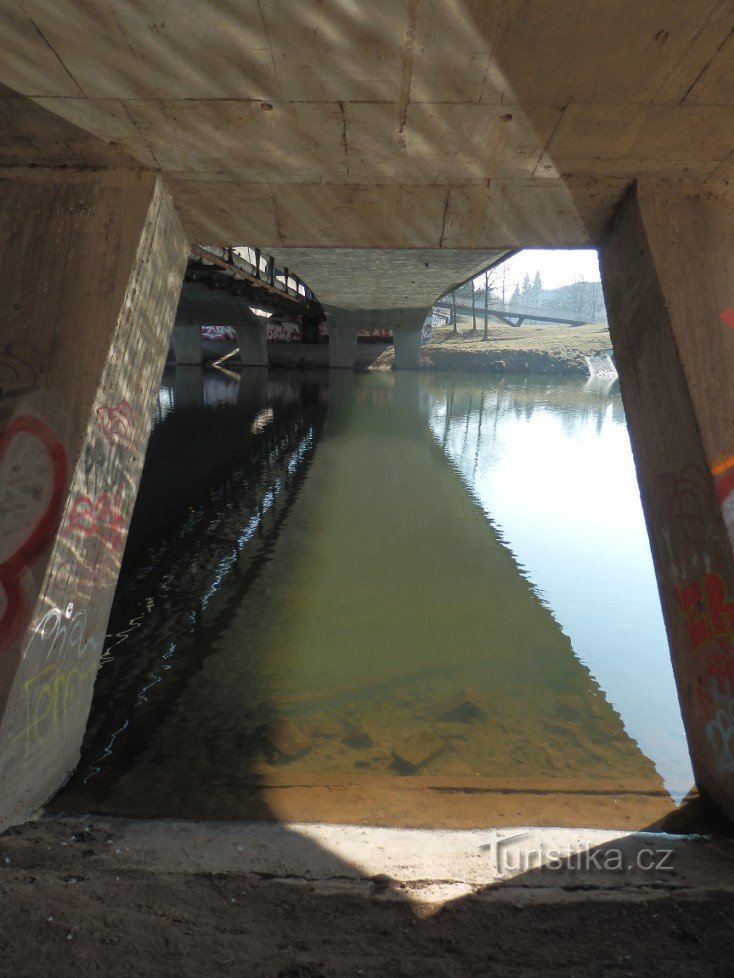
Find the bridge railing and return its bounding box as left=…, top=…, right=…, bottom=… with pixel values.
left=228, top=246, right=314, bottom=302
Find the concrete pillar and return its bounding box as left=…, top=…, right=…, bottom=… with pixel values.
left=600, top=182, right=734, bottom=820
left=171, top=324, right=202, bottom=365
left=329, top=327, right=357, bottom=369
left=0, top=170, right=187, bottom=830
left=235, top=324, right=268, bottom=367
left=393, top=329, right=422, bottom=370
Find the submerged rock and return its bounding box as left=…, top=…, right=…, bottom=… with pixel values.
left=435, top=688, right=489, bottom=724
left=258, top=718, right=311, bottom=764
left=311, top=714, right=347, bottom=740
left=341, top=723, right=377, bottom=750
left=391, top=731, right=446, bottom=774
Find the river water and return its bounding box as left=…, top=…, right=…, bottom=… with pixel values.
left=53, top=366, right=694, bottom=829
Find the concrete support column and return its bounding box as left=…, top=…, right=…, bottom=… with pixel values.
left=393, top=329, right=422, bottom=370
left=600, top=182, right=734, bottom=819
left=0, top=170, right=187, bottom=830
left=171, top=324, right=202, bottom=365
left=328, top=327, right=357, bottom=369
left=235, top=324, right=268, bottom=367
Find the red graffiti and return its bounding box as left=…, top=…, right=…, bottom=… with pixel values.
left=719, top=308, right=734, bottom=330
left=676, top=572, right=734, bottom=652
left=95, top=400, right=135, bottom=450
left=0, top=416, right=67, bottom=650
left=65, top=482, right=125, bottom=552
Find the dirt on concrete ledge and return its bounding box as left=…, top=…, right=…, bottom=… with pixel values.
left=3, top=816, right=734, bottom=977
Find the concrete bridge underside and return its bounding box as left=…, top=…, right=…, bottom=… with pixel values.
left=2, top=2, right=734, bottom=832
left=267, top=247, right=510, bottom=366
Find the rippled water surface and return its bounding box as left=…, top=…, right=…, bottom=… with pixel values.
left=54, top=367, right=694, bottom=828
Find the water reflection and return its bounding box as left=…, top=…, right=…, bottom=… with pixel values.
left=420, top=374, right=692, bottom=801
left=53, top=368, right=692, bottom=828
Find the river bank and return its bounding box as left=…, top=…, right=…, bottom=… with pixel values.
left=372, top=321, right=613, bottom=374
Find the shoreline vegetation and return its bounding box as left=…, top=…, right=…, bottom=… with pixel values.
left=372, top=318, right=612, bottom=375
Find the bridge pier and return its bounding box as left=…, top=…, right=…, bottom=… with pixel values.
left=171, top=324, right=203, bottom=365
left=600, top=182, right=734, bottom=821
left=236, top=324, right=268, bottom=367
left=328, top=327, right=358, bottom=369
left=393, top=329, right=422, bottom=370
left=0, top=170, right=187, bottom=831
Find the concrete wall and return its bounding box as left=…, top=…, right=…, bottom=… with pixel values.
left=601, top=181, right=734, bottom=819
left=0, top=170, right=187, bottom=830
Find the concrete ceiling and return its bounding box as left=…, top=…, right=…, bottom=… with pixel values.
left=266, top=248, right=510, bottom=329
left=1, top=1, right=732, bottom=250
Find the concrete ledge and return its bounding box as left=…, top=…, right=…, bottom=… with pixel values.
left=3, top=816, right=734, bottom=976
left=3, top=817, right=733, bottom=907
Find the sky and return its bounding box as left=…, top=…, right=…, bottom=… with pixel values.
left=476, top=248, right=601, bottom=295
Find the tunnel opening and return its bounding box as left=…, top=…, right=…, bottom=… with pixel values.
left=47, top=248, right=709, bottom=835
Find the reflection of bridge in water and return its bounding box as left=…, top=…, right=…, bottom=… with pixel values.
left=53, top=368, right=679, bottom=830
left=59, top=367, right=328, bottom=800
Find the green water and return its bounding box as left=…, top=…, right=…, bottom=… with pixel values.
left=54, top=367, right=693, bottom=824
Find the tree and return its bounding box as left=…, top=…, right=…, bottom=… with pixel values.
left=521, top=272, right=532, bottom=302
left=587, top=281, right=605, bottom=322
left=532, top=270, right=542, bottom=305
left=500, top=263, right=509, bottom=306
left=568, top=277, right=588, bottom=320
left=482, top=268, right=498, bottom=340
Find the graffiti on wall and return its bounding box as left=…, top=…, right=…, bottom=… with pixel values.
left=66, top=399, right=137, bottom=554
left=95, top=399, right=135, bottom=451
left=675, top=568, right=734, bottom=775
left=266, top=320, right=301, bottom=343
left=705, top=682, right=734, bottom=776
left=0, top=416, right=67, bottom=650
left=14, top=660, right=97, bottom=763
left=676, top=572, right=734, bottom=654
left=660, top=465, right=718, bottom=547
left=0, top=341, right=44, bottom=404
left=201, top=325, right=237, bottom=342
left=66, top=483, right=126, bottom=552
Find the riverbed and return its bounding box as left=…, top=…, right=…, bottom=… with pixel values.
left=52, top=367, right=693, bottom=829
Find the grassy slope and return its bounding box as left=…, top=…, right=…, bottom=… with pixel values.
left=373, top=316, right=612, bottom=373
